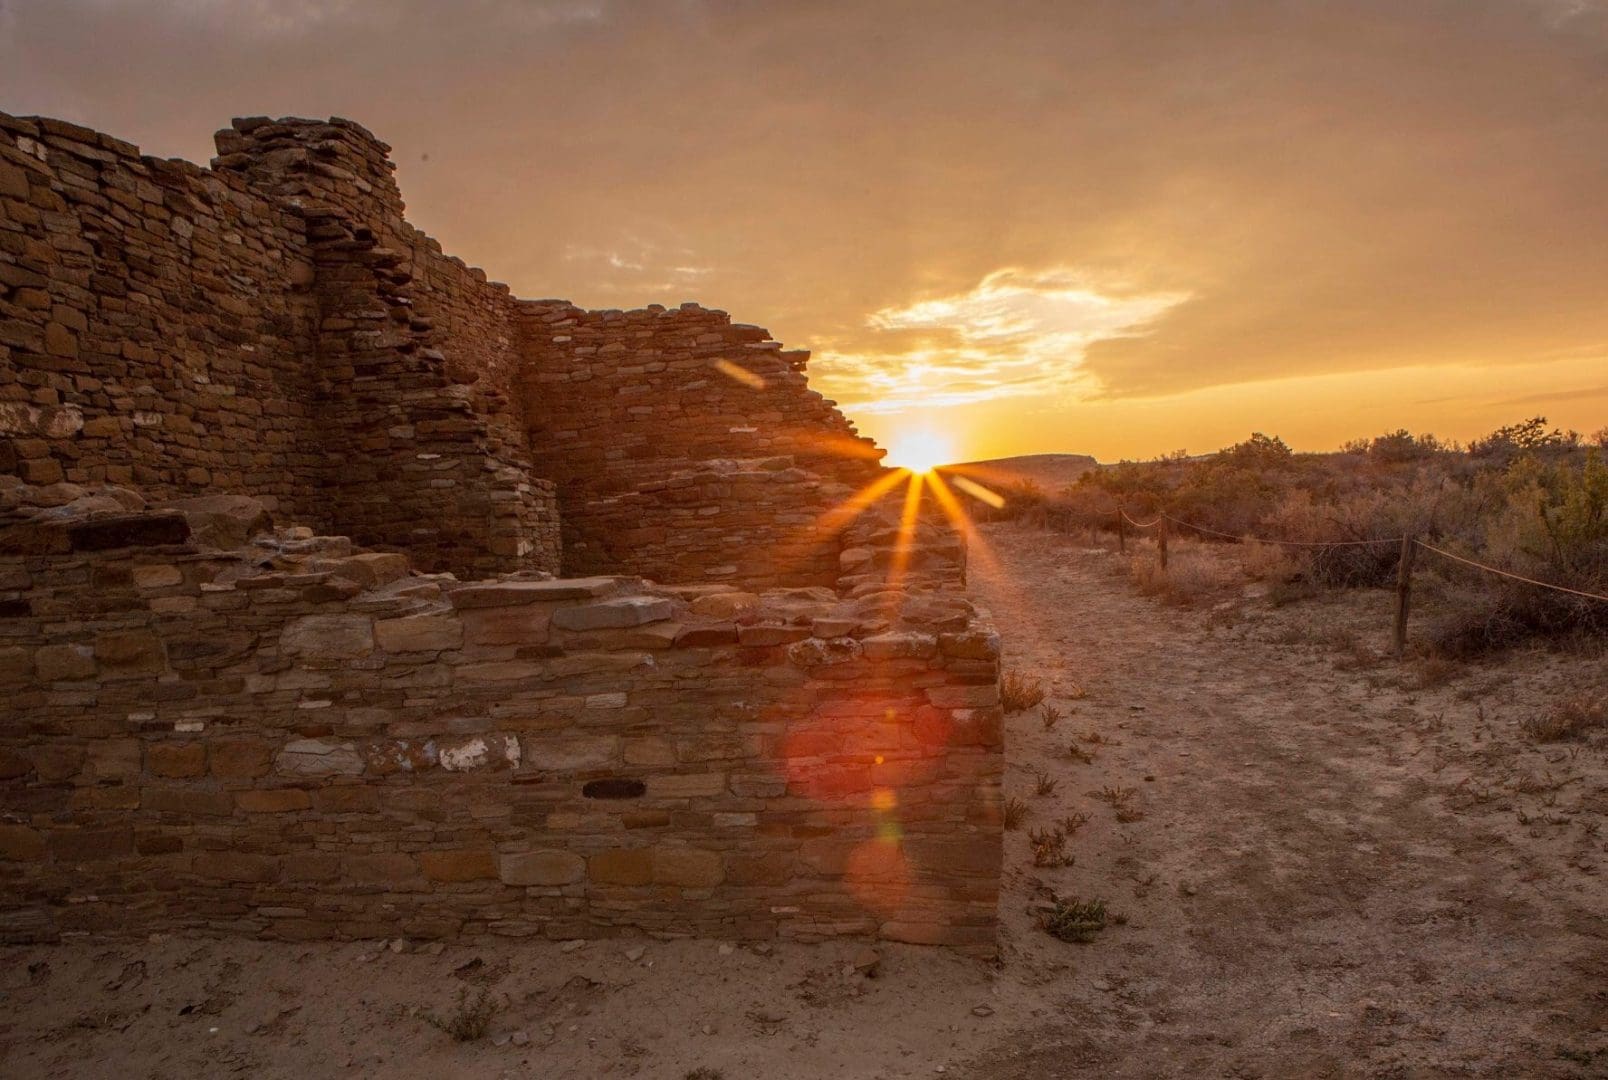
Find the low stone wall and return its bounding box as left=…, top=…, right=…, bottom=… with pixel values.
left=0, top=511, right=1002, bottom=954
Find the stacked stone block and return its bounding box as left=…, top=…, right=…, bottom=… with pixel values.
left=0, top=500, right=1001, bottom=954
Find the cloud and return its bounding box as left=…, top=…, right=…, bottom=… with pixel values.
left=818, top=269, right=1186, bottom=413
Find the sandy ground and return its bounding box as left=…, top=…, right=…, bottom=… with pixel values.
left=3, top=522, right=1604, bottom=1079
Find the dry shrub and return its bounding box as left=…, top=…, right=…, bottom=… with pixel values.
left=1037, top=895, right=1109, bottom=943
left=1001, top=670, right=1047, bottom=712
left=1239, top=541, right=1302, bottom=585
left=1129, top=550, right=1236, bottom=606
left=1040, top=703, right=1063, bottom=730
left=1413, top=655, right=1464, bottom=689
left=1002, top=796, right=1029, bottom=830
left=1033, top=769, right=1058, bottom=796
left=423, top=986, right=501, bottom=1042
left=1431, top=580, right=1608, bottom=658
left=1521, top=692, right=1606, bottom=742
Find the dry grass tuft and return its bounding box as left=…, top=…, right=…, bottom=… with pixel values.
left=423, top=986, right=501, bottom=1042
left=1040, top=703, right=1064, bottom=730
left=1092, top=784, right=1144, bottom=822
left=1029, top=827, right=1074, bottom=868
left=1060, top=811, right=1091, bottom=835
left=1033, top=769, right=1059, bottom=797
left=1522, top=692, right=1606, bottom=742
left=1128, top=549, right=1237, bottom=607
left=1002, top=796, right=1029, bottom=830
left=1001, top=671, right=1047, bottom=713
left=1413, top=654, right=1464, bottom=689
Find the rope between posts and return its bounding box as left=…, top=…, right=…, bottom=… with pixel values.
left=1049, top=502, right=1606, bottom=601
left=1157, top=513, right=1404, bottom=549
left=1412, top=540, right=1608, bottom=603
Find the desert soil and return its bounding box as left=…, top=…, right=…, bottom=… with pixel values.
left=2, top=522, right=1604, bottom=1079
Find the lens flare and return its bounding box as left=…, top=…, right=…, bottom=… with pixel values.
left=884, top=429, right=955, bottom=474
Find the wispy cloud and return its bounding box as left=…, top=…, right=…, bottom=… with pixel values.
left=819, top=269, right=1186, bottom=413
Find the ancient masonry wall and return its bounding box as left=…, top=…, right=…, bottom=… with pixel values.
left=0, top=111, right=559, bottom=579
left=0, top=509, right=1001, bottom=953
left=518, top=303, right=886, bottom=586
left=0, top=114, right=322, bottom=511
left=0, top=110, right=1001, bottom=954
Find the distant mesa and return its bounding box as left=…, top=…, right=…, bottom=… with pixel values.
left=945, top=453, right=1100, bottom=492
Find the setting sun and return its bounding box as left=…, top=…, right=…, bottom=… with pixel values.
left=883, top=429, right=956, bottom=474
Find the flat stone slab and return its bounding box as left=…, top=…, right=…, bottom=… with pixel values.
left=68, top=511, right=191, bottom=552
left=551, top=596, right=674, bottom=630
left=449, top=577, right=619, bottom=609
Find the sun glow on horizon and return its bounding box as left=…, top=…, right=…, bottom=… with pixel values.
left=883, top=429, right=956, bottom=474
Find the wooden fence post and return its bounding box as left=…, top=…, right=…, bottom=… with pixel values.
left=1116, top=509, right=1126, bottom=554
left=1158, top=516, right=1169, bottom=571
left=1393, top=534, right=1417, bottom=658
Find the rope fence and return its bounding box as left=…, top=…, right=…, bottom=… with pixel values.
left=1057, top=501, right=1608, bottom=657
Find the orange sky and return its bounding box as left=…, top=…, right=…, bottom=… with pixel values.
left=4, top=0, right=1606, bottom=462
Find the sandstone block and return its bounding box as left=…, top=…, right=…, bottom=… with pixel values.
left=280, top=614, right=373, bottom=660
left=163, top=494, right=271, bottom=548
left=653, top=848, right=725, bottom=888
left=588, top=849, right=654, bottom=886
left=146, top=741, right=206, bottom=778
left=131, top=564, right=184, bottom=589
left=94, top=630, right=165, bottom=676
left=861, top=631, right=938, bottom=660
left=523, top=734, right=619, bottom=770
left=236, top=788, right=312, bottom=813
left=50, top=828, right=134, bottom=862
left=925, top=683, right=1000, bottom=709
left=420, top=849, right=498, bottom=882
left=375, top=613, right=462, bottom=653
left=674, top=624, right=738, bottom=647
left=647, top=773, right=726, bottom=798
left=449, top=577, right=617, bottom=609
left=689, top=592, right=759, bottom=617
left=0, top=646, right=32, bottom=685
left=500, top=850, right=585, bottom=886
left=938, top=629, right=1001, bottom=660
left=551, top=596, right=673, bottom=631
left=737, top=624, right=811, bottom=646
left=276, top=738, right=363, bottom=777
left=623, top=737, right=676, bottom=766
left=68, top=511, right=189, bottom=551
left=321, top=552, right=409, bottom=587
left=33, top=643, right=95, bottom=681
left=344, top=852, right=420, bottom=885
left=438, top=733, right=520, bottom=771
left=195, top=851, right=279, bottom=884
left=0, top=825, right=45, bottom=861
left=210, top=738, right=273, bottom=779
left=459, top=605, right=550, bottom=645
left=786, top=637, right=862, bottom=667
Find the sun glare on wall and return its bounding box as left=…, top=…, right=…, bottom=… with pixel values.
left=883, top=429, right=956, bottom=474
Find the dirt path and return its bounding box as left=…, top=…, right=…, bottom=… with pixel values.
left=2, top=523, right=1603, bottom=1078
left=960, top=524, right=1607, bottom=1078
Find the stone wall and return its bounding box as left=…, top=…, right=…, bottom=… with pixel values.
left=0, top=110, right=998, bottom=954
left=213, top=117, right=558, bottom=578
left=0, top=111, right=560, bottom=579
left=517, top=302, right=886, bottom=583
left=0, top=508, right=1002, bottom=954
left=0, top=114, right=321, bottom=511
